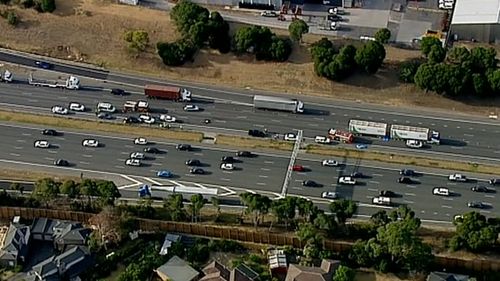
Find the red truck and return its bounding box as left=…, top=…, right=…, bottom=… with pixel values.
left=144, top=84, right=192, bottom=101
left=328, top=129, right=354, bottom=143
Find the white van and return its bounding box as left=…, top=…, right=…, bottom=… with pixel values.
left=97, top=102, right=116, bottom=113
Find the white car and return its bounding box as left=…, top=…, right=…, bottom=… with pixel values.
left=314, top=136, right=331, bottom=144
left=321, top=191, right=338, bottom=199
left=448, top=173, right=467, bottom=182
left=159, top=114, right=177, bottom=123
left=372, top=196, right=391, bottom=206
left=34, top=140, right=50, bottom=148
left=433, top=187, right=450, bottom=196
left=183, top=105, right=200, bottom=112
left=51, top=106, right=68, bottom=115
left=406, top=140, right=423, bottom=149
left=134, top=137, right=148, bottom=145
left=338, top=176, right=356, bottom=185
left=130, top=152, right=145, bottom=159
left=82, top=139, right=99, bottom=147
left=220, top=163, right=234, bottom=170
left=439, top=2, right=453, bottom=9
left=322, top=159, right=339, bottom=167
left=139, top=114, right=155, bottom=124
left=69, top=102, right=85, bottom=112
left=125, top=159, right=141, bottom=167
left=284, top=133, right=297, bottom=141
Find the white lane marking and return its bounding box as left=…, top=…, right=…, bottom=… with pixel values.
left=27, top=99, right=39, bottom=103
left=245, top=189, right=256, bottom=193
left=56, top=137, right=65, bottom=141
left=442, top=205, right=453, bottom=208
left=259, top=175, right=268, bottom=178
left=257, top=182, right=267, bottom=185
left=114, top=165, right=125, bottom=169
left=253, top=124, right=265, bottom=128
left=220, top=178, right=231, bottom=181
left=308, top=123, right=319, bottom=127
left=447, top=182, right=457, bottom=185
left=480, top=210, right=491, bottom=214
left=236, top=116, right=247, bottom=119
left=16, top=140, right=26, bottom=143
left=484, top=195, right=495, bottom=198
left=264, top=161, right=274, bottom=164
left=124, top=145, right=133, bottom=148
left=156, top=156, right=165, bottom=159
left=184, top=174, right=195, bottom=177
left=404, top=200, right=414, bottom=204
left=261, top=168, right=270, bottom=171
left=82, top=154, right=93, bottom=158
left=369, top=181, right=379, bottom=184
left=291, top=186, right=303, bottom=190
left=79, top=161, right=90, bottom=165
left=14, top=147, right=23, bottom=150
left=450, top=146, right=463, bottom=150
left=9, top=153, right=20, bottom=157
left=47, top=150, right=57, bottom=154
left=117, top=158, right=126, bottom=162
left=152, top=163, right=162, bottom=166
left=271, top=119, right=281, bottom=123
left=22, top=133, right=31, bottom=136
left=464, top=133, right=474, bottom=137
left=214, top=120, right=227, bottom=123
left=294, top=179, right=302, bottom=182
left=404, top=193, right=416, bottom=196
left=222, top=171, right=233, bottom=174
left=120, top=152, right=129, bottom=155
left=372, top=173, right=383, bottom=177
left=44, top=157, right=54, bottom=161
left=367, top=188, right=378, bottom=192
left=406, top=185, right=416, bottom=188
left=443, top=197, right=454, bottom=201
left=194, top=153, right=204, bottom=156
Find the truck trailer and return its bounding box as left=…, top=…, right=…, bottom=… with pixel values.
left=253, top=95, right=304, bottom=114
left=390, top=125, right=440, bottom=144
left=144, top=84, right=191, bottom=101
left=328, top=128, right=354, bottom=143
left=28, top=73, right=80, bottom=90
left=348, top=119, right=388, bottom=137
left=123, top=100, right=150, bottom=113
left=0, top=70, right=13, bottom=83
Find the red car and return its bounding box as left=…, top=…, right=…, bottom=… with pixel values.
left=292, top=165, right=305, bottom=172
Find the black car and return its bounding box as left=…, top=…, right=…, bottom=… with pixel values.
left=124, top=116, right=141, bottom=124
left=190, top=168, right=205, bottom=175
left=35, top=61, right=52, bottom=69
left=221, top=156, right=235, bottom=163
left=302, top=180, right=321, bottom=187
left=97, top=113, right=113, bottom=120
left=398, top=177, right=413, bottom=184
left=471, top=185, right=494, bottom=193
left=400, top=169, right=415, bottom=176
left=327, top=14, right=342, bottom=21
left=379, top=190, right=396, bottom=197
left=111, top=88, right=126, bottom=95
left=53, top=159, right=69, bottom=166
left=236, top=151, right=253, bottom=157
left=468, top=201, right=486, bottom=209
left=176, top=144, right=192, bottom=151
left=490, top=178, right=500, bottom=185
left=143, top=147, right=161, bottom=154
left=248, top=129, right=266, bottom=137
left=185, top=159, right=201, bottom=166
left=41, top=129, right=58, bottom=136
left=350, top=172, right=363, bottom=178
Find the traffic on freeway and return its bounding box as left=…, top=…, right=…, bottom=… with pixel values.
left=0, top=76, right=500, bottom=163
left=0, top=123, right=498, bottom=223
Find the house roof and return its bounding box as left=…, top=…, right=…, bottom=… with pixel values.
left=233, top=263, right=259, bottom=281
left=157, top=255, right=199, bottom=281
left=32, top=246, right=91, bottom=280
left=200, top=261, right=231, bottom=281
left=160, top=233, right=182, bottom=255
left=452, top=0, right=500, bottom=24
left=0, top=223, right=30, bottom=261
left=285, top=260, right=340, bottom=281
left=427, top=271, right=469, bottom=281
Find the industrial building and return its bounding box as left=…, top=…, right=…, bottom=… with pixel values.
left=449, top=0, right=500, bottom=43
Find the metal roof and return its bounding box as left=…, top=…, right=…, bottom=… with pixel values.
left=452, top=0, right=500, bottom=24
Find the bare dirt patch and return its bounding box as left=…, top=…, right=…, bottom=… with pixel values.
left=0, top=0, right=498, bottom=115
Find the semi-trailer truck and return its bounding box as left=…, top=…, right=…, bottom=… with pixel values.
left=328, top=128, right=354, bottom=143
left=390, top=125, right=440, bottom=144
left=348, top=120, right=388, bottom=137
left=28, top=73, right=80, bottom=90
left=253, top=95, right=304, bottom=113
left=0, top=70, right=13, bottom=83
left=144, top=84, right=191, bottom=101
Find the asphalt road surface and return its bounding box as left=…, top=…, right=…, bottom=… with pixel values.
left=0, top=123, right=498, bottom=222
left=0, top=79, right=500, bottom=164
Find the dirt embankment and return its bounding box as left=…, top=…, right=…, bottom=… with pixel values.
left=0, top=0, right=499, bottom=115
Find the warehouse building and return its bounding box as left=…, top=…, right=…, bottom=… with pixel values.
left=449, top=0, right=500, bottom=43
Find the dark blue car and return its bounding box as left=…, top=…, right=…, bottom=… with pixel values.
left=35, top=61, right=52, bottom=69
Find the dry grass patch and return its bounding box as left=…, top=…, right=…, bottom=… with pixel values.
left=306, top=144, right=500, bottom=175
left=0, top=167, right=80, bottom=182
left=216, top=135, right=293, bottom=151
left=0, top=110, right=203, bottom=142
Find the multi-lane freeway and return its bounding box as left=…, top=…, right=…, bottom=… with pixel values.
left=0, top=123, right=498, bottom=222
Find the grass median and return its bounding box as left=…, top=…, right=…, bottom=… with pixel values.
left=0, top=110, right=203, bottom=142
left=306, top=144, right=500, bottom=175
left=216, top=135, right=293, bottom=151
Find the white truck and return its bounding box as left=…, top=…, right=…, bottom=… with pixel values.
left=390, top=125, right=440, bottom=144
left=253, top=95, right=304, bottom=114
left=372, top=196, right=392, bottom=206
left=149, top=185, right=218, bottom=201
left=348, top=119, right=388, bottom=137
left=28, top=73, right=80, bottom=90
left=0, top=70, right=13, bottom=83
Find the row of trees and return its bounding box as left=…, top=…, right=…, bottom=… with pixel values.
left=0, top=0, right=55, bottom=13
left=233, top=25, right=292, bottom=62
left=310, top=32, right=387, bottom=82
left=449, top=212, right=500, bottom=252
left=400, top=38, right=500, bottom=97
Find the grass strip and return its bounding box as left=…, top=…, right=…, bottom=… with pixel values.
left=0, top=168, right=80, bottom=182
left=306, top=144, right=500, bottom=175
left=216, top=135, right=293, bottom=151
left=0, top=110, right=203, bottom=142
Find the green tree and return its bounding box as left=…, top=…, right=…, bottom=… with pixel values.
left=268, top=37, right=292, bottom=62
left=374, top=28, right=391, bottom=44
left=164, top=194, right=185, bottom=221
left=0, top=0, right=10, bottom=4
left=449, top=212, right=499, bottom=252
left=487, top=68, right=500, bottom=94
left=420, top=37, right=442, bottom=56
left=472, top=73, right=489, bottom=96
left=97, top=180, right=121, bottom=205
left=189, top=194, right=205, bottom=222
left=10, top=182, right=23, bottom=194
left=207, top=11, right=230, bottom=53
left=271, top=196, right=297, bottom=229
left=310, top=37, right=335, bottom=64
left=33, top=178, right=59, bottom=199
left=470, top=46, right=497, bottom=72
left=170, top=0, right=209, bottom=35
left=40, top=0, right=56, bottom=13
left=7, top=11, right=18, bottom=26
left=296, top=197, right=315, bottom=222
left=355, top=41, right=386, bottom=74
left=399, top=59, right=421, bottom=83
left=330, top=199, right=357, bottom=226
left=288, top=19, right=309, bottom=42
left=370, top=210, right=390, bottom=227
left=428, top=44, right=446, bottom=64
left=60, top=180, right=80, bottom=198
left=446, top=46, right=471, bottom=66
left=239, top=193, right=271, bottom=228
left=211, top=197, right=221, bottom=220
left=296, top=222, right=321, bottom=243
left=157, top=40, right=196, bottom=66
left=187, top=242, right=210, bottom=264
left=123, top=30, right=149, bottom=52
left=333, top=265, right=356, bottom=281
left=187, top=21, right=209, bottom=47
left=80, top=179, right=98, bottom=204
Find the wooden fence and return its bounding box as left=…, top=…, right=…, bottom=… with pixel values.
left=1, top=207, right=500, bottom=271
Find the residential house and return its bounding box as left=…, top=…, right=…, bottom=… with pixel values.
left=160, top=233, right=182, bottom=255
left=29, top=246, right=92, bottom=281
left=31, top=218, right=90, bottom=251
left=0, top=223, right=31, bottom=267
left=156, top=255, right=199, bottom=281
left=268, top=248, right=288, bottom=275
left=199, top=261, right=259, bottom=281
left=427, top=271, right=470, bottom=281
left=285, top=259, right=340, bottom=281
